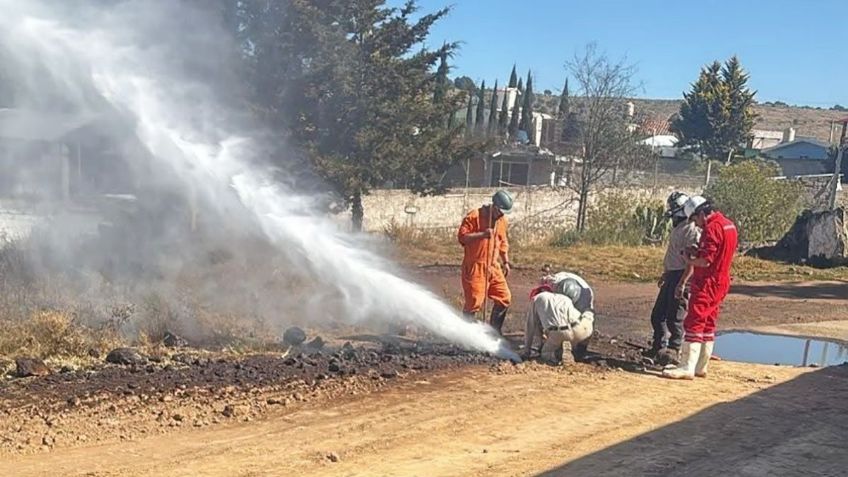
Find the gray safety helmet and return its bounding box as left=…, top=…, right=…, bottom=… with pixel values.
left=666, top=191, right=689, bottom=219
left=558, top=278, right=582, bottom=303
left=492, top=190, right=513, bottom=214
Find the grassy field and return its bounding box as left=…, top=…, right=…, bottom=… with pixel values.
left=395, top=240, right=848, bottom=284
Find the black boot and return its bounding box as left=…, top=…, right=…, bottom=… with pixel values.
left=489, top=304, right=508, bottom=334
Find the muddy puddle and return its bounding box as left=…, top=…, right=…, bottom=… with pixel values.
left=716, top=332, right=848, bottom=367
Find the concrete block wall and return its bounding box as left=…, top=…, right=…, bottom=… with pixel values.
left=354, top=185, right=696, bottom=236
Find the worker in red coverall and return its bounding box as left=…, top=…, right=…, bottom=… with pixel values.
left=664, top=195, right=738, bottom=380
left=458, top=190, right=513, bottom=334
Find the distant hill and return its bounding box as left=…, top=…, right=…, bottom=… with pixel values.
left=534, top=94, right=846, bottom=143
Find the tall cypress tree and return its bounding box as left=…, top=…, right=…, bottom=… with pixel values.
left=508, top=92, right=521, bottom=139
left=499, top=67, right=515, bottom=131
left=557, top=78, right=570, bottom=119
left=475, top=80, right=486, bottom=134
left=508, top=64, right=518, bottom=88
left=487, top=79, right=500, bottom=136
left=465, top=91, right=474, bottom=137
left=517, top=77, right=524, bottom=92
left=519, top=71, right=534, bottom=136
left=433, top=49, right=449, bottom=104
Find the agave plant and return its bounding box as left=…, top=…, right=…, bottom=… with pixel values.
left=633, top=204, right=671, bottom=244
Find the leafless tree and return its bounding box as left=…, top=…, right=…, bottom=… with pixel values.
left=565, top=44, right=647, bottom=231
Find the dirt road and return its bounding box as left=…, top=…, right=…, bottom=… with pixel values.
left=3, top=275, right=847, bottom=476
left=3, top=361, right=846, bottom=477
left=412, top=266, right=848, bottom=341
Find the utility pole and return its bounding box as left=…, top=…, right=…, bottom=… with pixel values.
left=828, top=119, right=847, bottom=210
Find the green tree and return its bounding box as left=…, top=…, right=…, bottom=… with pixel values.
left=671, top=61, right=727, bottom=159
left=507, top=64, right=518, bottom=88
left=518, top=70, right=534, bottom=136
left=453, top=75, right=476, bottom=93
left=672, top=57, right=757, bottom=161
left=475, top=80, right=486, bottom=134
left=508, top=90, right=521, bottom=139
left=517, top=76, right=524, bottom=92
left=434, top=50, right=450, bottom=103
left=237, top=1, right=473, bottom=231
left=706, top=161, right=802, bottom=242
left=557, top=78, right=570, bottom=119
left=721, top=56, right=757, bottom=157
left=487, top=79, right=500, bottom=136
left=465, top=90, right=474, bottom=137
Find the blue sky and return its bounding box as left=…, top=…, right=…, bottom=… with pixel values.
left=400, top=0, right=847, bottom=107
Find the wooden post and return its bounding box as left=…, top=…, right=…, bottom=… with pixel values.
left=60, top=144, right=70, bottom=203
left=705, top=160, right=712, bottom=188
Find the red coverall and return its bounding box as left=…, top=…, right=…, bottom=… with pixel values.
left=684, top=211, right=738, bottom=343
left=457, top=206, right=511, bottom=314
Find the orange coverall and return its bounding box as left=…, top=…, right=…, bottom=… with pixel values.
left=457, top=206, right=511, bottom=314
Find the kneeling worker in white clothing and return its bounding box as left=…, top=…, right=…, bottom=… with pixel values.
left=524, top=278, right=595, bottom=365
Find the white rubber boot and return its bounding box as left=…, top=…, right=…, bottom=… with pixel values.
left=662, top=342, right=701, bottom=380
left=695, top=341, right=714, bottom=378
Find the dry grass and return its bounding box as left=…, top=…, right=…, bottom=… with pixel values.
left=0, top=310, right=123, bottom=363
left=396, top=238, right=848, bottom=284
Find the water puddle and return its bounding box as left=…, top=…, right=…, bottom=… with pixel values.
left=716, top=332, right=848, bottom=367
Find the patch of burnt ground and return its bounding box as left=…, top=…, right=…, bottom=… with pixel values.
left=0, top=341, right=498, bottom=408
left=0, top=335, right=643, bottom=454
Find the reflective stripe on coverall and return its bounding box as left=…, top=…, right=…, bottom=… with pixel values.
left=457, top=206, right=511, bottom=313
left=684, top=211, right=738, bottom=343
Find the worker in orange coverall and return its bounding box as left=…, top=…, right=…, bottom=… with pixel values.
left=457, top=190, right=513, bottom=334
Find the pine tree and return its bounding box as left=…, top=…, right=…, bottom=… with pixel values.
left=465, top=91, right=474, bottom=137
left=241, top=1, right=471, bottom=231
left=557, top=78, right=570, bottom=119
left=487, top=79, right=500, bottom=136
left=671, top=58, right=757, bottom=160
left=721, top=56, right=757, bottom=155
left=508, top=64, right=518, bottom=88
left=519, top=71, right=534, bottom=137
left=475, top=80, right=486, bottom=134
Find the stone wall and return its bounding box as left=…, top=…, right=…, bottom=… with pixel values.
left=351, top=185, right=700, bottom=237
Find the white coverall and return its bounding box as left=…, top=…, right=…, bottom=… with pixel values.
left=525, top=291, right=595, bottom=363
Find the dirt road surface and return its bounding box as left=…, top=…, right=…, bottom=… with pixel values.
left=2, top=274, right=847, bottom=476
left=412, top=266, right=848, bottom=340
left=3, top=361, right=846, bottom=477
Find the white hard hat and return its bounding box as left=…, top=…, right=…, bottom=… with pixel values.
left=683, top=195, right=708, bottom=219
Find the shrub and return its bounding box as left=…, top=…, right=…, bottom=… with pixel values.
left=552, top=191, right=670, bottom=247
left=706, top=160, right=802, bottom=243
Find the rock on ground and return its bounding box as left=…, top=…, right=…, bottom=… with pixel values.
left=14, top=358, right=51, bottom=378
left=282, top=327, right=307, bottom=347
left=105, top=348, right=147, bottom=366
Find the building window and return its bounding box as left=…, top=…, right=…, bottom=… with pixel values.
left=491, top=160, right=529, bottom=186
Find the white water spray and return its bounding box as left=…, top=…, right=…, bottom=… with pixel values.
left=1, top=1, right=518, bottom=361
